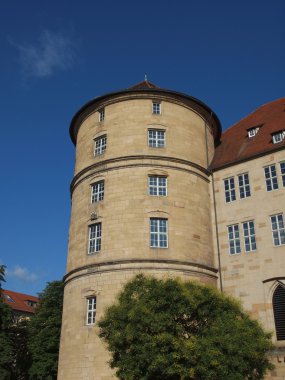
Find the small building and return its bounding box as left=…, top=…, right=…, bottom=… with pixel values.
left=2, top=289, right=38, bottom=322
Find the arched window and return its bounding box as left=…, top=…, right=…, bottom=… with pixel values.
left=273, top=284, right=285, bottom=340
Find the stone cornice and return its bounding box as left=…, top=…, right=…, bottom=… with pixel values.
left=71, top=155, right=211, bottom=194
left=63, top=259, right=218, bottom=286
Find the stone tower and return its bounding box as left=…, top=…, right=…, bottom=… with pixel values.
left=58, top=80, right=221, bottom=379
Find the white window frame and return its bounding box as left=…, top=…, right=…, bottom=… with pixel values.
left=99, top=108, right=105, bottom=122
left=94, top=135, right=107, bottom=156
left=271, top=214, right=285, bottom=247
left=88, top=223, right=102, bottom=254
left=91, top=181, right=104, bottom=203
left=150, top=218, right=168, bottom=248
left=280, top=162, right=285, bottom=188
left=224, top=177, right=236, bottom=203
left=247, top=127, right=259, bottom=138
left=238, top=173, right=251, bottom=199
left=227, top=224, right=241, bottom=255
left=264, top=164, right=278, bottom=191
left=242, top=221, right=257, bottom=252
left=148, top=176, right=167, bottom=196
left=272, top=131, right=285, bottom=144
left=86, top=297, right=96, bottom=325
left=148, top=129, right=165, bottom=148
left=152, top=102, right=161, bottom=115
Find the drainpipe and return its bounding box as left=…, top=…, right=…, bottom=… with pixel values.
left=204, top=116, right=223, bottom=291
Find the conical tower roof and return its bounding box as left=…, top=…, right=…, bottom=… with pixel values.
left=128, top=79, right=160, bottom=90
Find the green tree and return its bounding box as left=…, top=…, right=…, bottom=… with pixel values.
left=28, top=280, right=64, bottom=380
left=99, top=275, right=273, bottom=380
left=10, top=318, right=32, bottom=380
left=0, top=265, right=14, bottom=379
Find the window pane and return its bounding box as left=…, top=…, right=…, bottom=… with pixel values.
left=228, top=224, right=240, bottom=254
left=271, top=214, right=285, bottom=246
left=150, top=219, right=168, bottom=248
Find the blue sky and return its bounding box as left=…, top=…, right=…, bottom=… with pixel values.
left=0, top=0, right=284, bottom=296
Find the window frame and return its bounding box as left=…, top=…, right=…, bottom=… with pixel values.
left=148, top=176, right=167, bottom=196
left=247, top=127, right=260, bottom=138
left=150, top=218, right=168, bottom=248
left=94, top=135, right=107, bottom=156
left=272, top=131, right=285, bottom=144
left=86, top=297, right=97, bottom=325
left=242, top=220, right=257, bottom=252
left=238, top=173, right=251, bottom=199
left=148, top=129, right=166, bottom=148
left=91, top=181, right=104, bottom=203
left=227, top=224, right=241, bottom=255
left=270, top=214, right=285, bottom=247
left=88, top=223, right=102, bottom=254
left=280, top=162, right=285, bottom=188
left=224, top=177, right=236, bottom=203
left=264, top=164, right=278, bottom=191
left=152, top=102, right=161, bottom=115
left=98, top=108, right=105, bottom=122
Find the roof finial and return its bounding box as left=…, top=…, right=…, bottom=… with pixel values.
left=144, top=74, right=148, bottom=82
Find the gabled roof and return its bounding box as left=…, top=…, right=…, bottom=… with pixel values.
left=211, top=97, right=285, bottom=170
left=2, top=289, right=38, bottom=314
left=128, top=80, right=160, bottom=89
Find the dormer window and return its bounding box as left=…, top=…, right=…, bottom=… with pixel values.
left=247, top=127, right=260, bottom=138
left=272, top=131, right=285, bottom=144
left=3, top=294, right=14, bottom=302
left=26, top=300, right=37, bottom=308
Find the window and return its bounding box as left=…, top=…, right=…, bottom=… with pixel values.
left=94, top=135, right=107, bottom=156
left=91, top=181, right=104, bottom=203
left=86, top=297, right=96, bottom=325
left=242, top=221, right=256, bottom=252
left=247, top=127, right=260, bottom=138
left=99, top=108, right=105, bottom=122
left=224, top=177, right=236, bottom=203
left=264, top=165, right=278, bottom=191
left=3, top=294, right=14, bottom=302
left=227, top=224, right=241, bottom=255
left=272, top=131, right=285, bottom=144
left=149, top=176, right=167, bottom=196
left=26, top=300, right=37, bottom=308
left=238, top=173, right=251, bottom=199
left=150, top=218, right=168, bottom=248
left=88, top=223, right=102, bottom=253
left=152, top=102, right=161, bottom=115
left=280, top=162, right=285, bottom=187
left=271, top=214, right=285, bottom=246
left=148, top=129, right=165, bottom=148
left=273, top=284, right=285, bottom=340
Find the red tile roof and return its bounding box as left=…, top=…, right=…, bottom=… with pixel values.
left=2, top=289, right=38, bottom=314
left=211, top=97, right=285, bottom=170
left=129, top=80, right=160, bottom=89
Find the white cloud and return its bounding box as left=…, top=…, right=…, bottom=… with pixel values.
left=11, top=30, right=75, bottom=78
left=7, top=265, right=39, bottom=283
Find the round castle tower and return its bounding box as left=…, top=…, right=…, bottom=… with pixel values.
left=58, top=81, right=222, bottom=379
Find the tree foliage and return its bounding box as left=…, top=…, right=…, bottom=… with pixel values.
left=10, top=318, right=32, bottom=380
left=99, top=275, right=273, bottom=380
left=0, top=265, right=14, bottom=379
left=28, top=280, right=64, bottom=380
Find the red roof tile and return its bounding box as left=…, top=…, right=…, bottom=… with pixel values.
left=2, top=289, right=38, bottom=314
left=211, top=97, right=285, bottom=170
left=129, top=80, right=160, bottom=89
